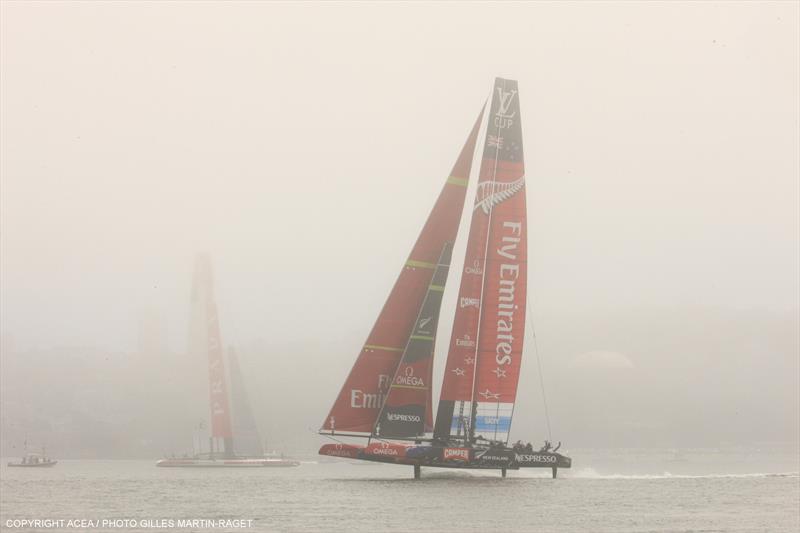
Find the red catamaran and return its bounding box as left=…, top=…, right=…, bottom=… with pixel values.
left=319, top=78, right=571, bottom=478
left=157, top=255, right=299, bottom=468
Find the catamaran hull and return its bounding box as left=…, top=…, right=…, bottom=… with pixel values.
left=318, top=443, right=570, bottom=471
left=155, top=458, right=299, bottom=468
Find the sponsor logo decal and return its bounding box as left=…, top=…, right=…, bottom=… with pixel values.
left=350, top=374, right=390, bottom=408
left=369, top=442, right=403, bottom=456
left=386, top=412, right=421, bottom=422
left=515, top=454, right=557, bottom=464
left=474, top=449, right=512, bottom=464
left=394, top=366, right=425, bottom=387
left=460, top=297, right=480, bottom=309
left=494, top=87, right=517, bottom=129
left=443, top=448, right=471, bottom=461
left=324, top=443, right=359, bottom=458
left=465, top=260, right=483, bottom=275
left=492, top=222, right=523, bottom=372
left=456, top=334, right=475, bottom=348
left=417, top=316, right=433, bottom=333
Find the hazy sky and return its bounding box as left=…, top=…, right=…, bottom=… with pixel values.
left=1, top=1, right=798, bottom=452
left=2, top=2, right=797, bottom=351
left=1, top=2, right=797, bottom=342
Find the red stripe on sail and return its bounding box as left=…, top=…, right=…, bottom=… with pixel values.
left=321, top=108, right=484, bottom=433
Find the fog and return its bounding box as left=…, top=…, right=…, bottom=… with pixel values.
left=1, top=2, right=797, bottom=458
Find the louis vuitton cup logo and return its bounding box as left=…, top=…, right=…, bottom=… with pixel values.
left=494, top=87, right=518, bottom=129
left=496, top=88, right=517, bottom=118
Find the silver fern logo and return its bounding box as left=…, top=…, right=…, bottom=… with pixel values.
left=473, top=175, right=525, bottom=214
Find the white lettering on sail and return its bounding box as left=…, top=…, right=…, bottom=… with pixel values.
left=515, top=454, right=557, bottom=464
left=456, top=334, right=475, bottom=348
left=460, top=297, right=480, bottom=309
left=386, top=413, right=421, bottom=422
left=394, top=366, right=426, bottom=388
left=465, top=260, right=483, bottom=275
left=350, top=374, right=390, bottom=409
left=349, top=389, right=387, bottom=409
left=495, top=221, right=521, bottom=367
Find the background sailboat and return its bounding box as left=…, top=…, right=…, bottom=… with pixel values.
left=319, top=78, right=571, bottom=478
left=156, top=255, right=298, bottom=467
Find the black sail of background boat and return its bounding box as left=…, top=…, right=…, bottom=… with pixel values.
left=319, top=78, right=571, bottom=478
left=157, top=255, right=299, bottom=468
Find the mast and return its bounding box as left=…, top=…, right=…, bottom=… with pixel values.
left=435, top=78, right=526, bottom=446
left=321, top=107, right=485, bottom=435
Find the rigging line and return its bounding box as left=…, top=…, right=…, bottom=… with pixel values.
left=526, top=299, right=552, bottom=442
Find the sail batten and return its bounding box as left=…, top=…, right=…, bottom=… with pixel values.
left=321, top=108, right=485, bottom=434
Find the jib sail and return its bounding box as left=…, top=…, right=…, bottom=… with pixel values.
left=321, top=108, right=484, bottom=434
left=374, top=242, right=454, bottom=439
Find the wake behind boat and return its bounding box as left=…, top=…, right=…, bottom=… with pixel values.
left=319, top=78, right=571, bottom=478
left=156, top=453, right=299, bottom=468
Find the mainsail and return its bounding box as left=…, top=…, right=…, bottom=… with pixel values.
left=189, top=254, right=234, bottom=453
left=436, top=78, right=527, bottom=444
left=228, top=348, right=264, bottom=457
left=321, top=108, right=485, bottom=434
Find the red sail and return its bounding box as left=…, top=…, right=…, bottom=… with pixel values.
left=435, top=78, right=525, bottom=444
left=191, top=255, right=234, bottom=441
left=471, top=78, right=527, bottom=443
left=321, top=109, right=484, bottom=434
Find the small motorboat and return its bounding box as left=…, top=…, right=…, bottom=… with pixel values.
left=8, top=452, right=57, bottom=468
